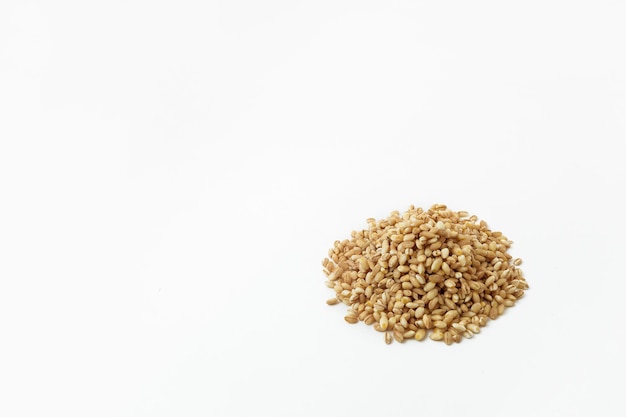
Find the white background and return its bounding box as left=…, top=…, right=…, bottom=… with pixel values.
left=1, top=1, right=625, bottom=416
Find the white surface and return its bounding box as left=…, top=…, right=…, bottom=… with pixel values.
left=1, top=1, right=625, bottom=416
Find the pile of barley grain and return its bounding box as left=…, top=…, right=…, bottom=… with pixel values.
left=322, top=204, right=528, bottom=345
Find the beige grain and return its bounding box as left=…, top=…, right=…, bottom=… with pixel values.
left=393, top=330, right=405, bottom=343
left=434, top=320, right=448, bottom=329
left=423, top=314, right=433, bottom=329
left=467, top=323, right=481, bottom=334
left=323, top=203, right=528, bottom=344
left=430, top=329, right=444, bottom=341
left=414, top=329, right=427, bottom=341
left=452, top=322, right=466, bottom=332
left=379, top=314, right=389, bottom=331
left=403, top=330, right=416, bottom=339
left=344, top=315, right=358, bottom=324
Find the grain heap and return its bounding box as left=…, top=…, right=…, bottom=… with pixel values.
left=322, top=204, right=528, bottom=345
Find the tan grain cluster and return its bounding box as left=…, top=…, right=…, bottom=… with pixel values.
left=322, top=204, right=528, bottom=345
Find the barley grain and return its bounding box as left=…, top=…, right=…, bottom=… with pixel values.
left=380, top=314, right=389, bottom=331
left=430, top=258, right=443, bottom=273
left=423, top=314, right=433, bottom=329
left=467, top=323, right=481, bottom=333
left=430, top=330, right=444, bottom=341
left=452, top=323, right=467, bottom=332
left=345, top=315, right=358, bottom=324
left=403, top=330, right=416, bottom=339
left=426, top=288, right=439, bottom=301
left=434, top=320, right=448, bottom=329
left=323, top=203, right=528, bottom=344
